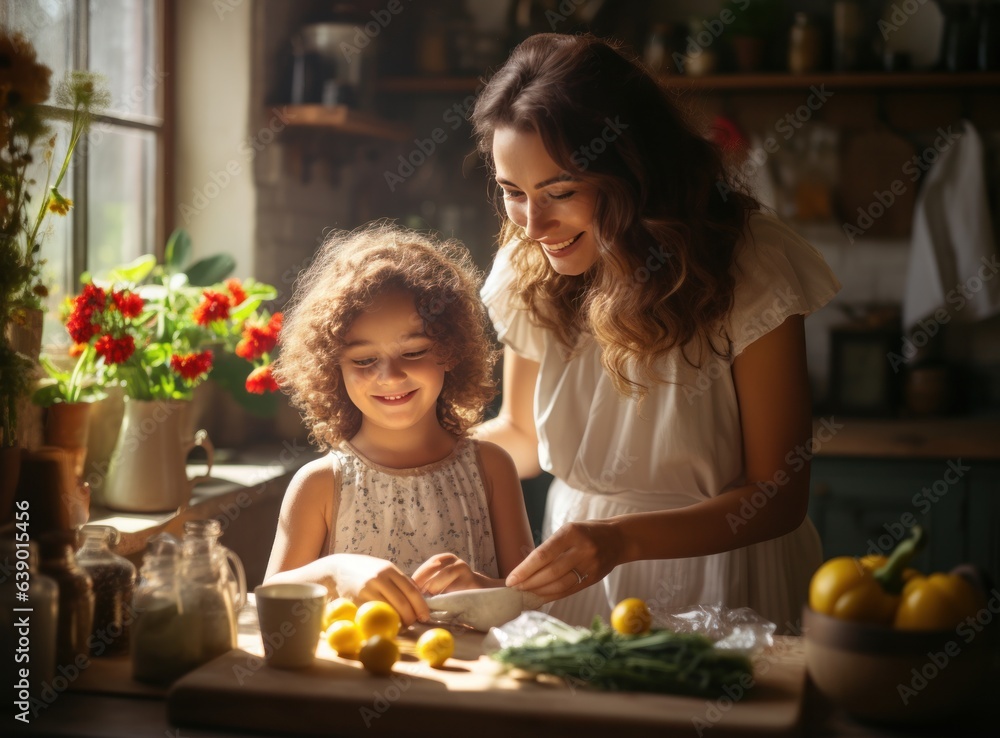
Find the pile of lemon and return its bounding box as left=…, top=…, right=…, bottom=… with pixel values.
left=321, top=598, right=455, bottom=675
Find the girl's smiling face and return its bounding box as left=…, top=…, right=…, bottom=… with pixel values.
left=492, top=126, right=600, bottom=275
left=339, top=291, right=447, bottom=437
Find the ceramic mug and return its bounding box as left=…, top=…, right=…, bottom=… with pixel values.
left=254, top=583, right=328, bottom=669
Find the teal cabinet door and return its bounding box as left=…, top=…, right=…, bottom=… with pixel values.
left=808, top=458, right=971, bottom=575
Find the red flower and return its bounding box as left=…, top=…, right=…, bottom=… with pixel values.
left=66, top=311, right=100, bottom=344
left=170, top=350, right=214, bottom=380
left=235, top=312, right=282, bottom=360
left=76, top=283, right=106, bottom=315
left=94, top=334, right=135, bottom=365
left=246, top=365, right=279, bottom=394
left=192, top=290, right=231, bottom=325
left=110, top=290, right=144, bottom=318
left=225, top=278, right=247, bottom=307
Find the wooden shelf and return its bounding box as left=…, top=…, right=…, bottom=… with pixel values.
left=280, top=104, right=411, bottom=141
left=376, top=72, right=1000, bottom=95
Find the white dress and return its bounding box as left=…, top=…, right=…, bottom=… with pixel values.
left=326, top=438, right=499, bottom=579
left=481, top=213, right=842, bottom=632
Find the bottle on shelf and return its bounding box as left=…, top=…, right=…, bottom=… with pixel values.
left=38, top=530, right=94, bottom=669
left=788, top=12, right=822, bottom=74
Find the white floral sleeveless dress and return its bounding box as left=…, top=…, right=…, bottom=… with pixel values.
left=327, top=437, right=499, bottom=578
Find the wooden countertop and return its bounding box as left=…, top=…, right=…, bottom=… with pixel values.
left=812, top=417, right=1000, bottom=460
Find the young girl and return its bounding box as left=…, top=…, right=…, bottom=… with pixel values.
left=469, top=34, right=842, bottom=632
left=265, top=224, right=534, bottom=626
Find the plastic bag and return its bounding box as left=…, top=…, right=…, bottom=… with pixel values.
left=484, top=604, right=774, bottom=656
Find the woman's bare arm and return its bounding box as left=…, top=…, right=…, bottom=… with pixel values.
left=472, top=346, right=542, bottom=479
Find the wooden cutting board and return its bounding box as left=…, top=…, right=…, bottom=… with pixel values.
left=167, top=631, right=807, bottom=737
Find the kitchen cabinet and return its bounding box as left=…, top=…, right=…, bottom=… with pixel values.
left=808, top=456, right=1000, bottom=578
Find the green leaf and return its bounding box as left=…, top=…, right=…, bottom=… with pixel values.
left=107, top=254, right=157, bottom=285
left=39, top=355, right=72, bottom=382
left=210, top=352, right=278, bottom=417
left=185, top=254, right=236, bottom=286
left=164, top=229, right=192, bottom=272
left=229, top=298, right=263, bottom=323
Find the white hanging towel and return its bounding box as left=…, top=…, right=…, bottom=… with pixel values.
left=902, top=120, right=1000, bottom=332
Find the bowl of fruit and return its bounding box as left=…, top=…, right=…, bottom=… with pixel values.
left=803, top=525, right=996, bottom=724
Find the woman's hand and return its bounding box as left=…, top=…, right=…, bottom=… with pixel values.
left=504, top=519, right=625, bottom=601
left=412, top=553, right=501, bottom=594
left=330, top=553, right=430, bottom=625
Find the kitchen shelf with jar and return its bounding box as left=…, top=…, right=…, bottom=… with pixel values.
left=375, top=71, right=1000, bottom=95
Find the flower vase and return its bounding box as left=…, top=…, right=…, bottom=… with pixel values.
left=102, top=399, right=215, bottom=513
left=43, top=403, right=93, bottom=528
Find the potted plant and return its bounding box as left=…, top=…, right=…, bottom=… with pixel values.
left=1, top=30, right=107, bottom=522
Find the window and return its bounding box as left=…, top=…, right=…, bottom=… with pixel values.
left=2, top=0, right=169, bottom=340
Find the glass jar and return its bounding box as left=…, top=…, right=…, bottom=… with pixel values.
left=38, top=530, right=94, bottom=669
left=788, top=13, right=822, bottom=74
left=182, top=519, right=247, bottom=612
left=132, top=529, right=242, bottom=684
left=131, top=534, right=200, bottom=684
left=0, top=537, right=58, bottom=696
left=76, top=526, right=136, bottom=656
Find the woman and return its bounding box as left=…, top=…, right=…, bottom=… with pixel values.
left=469, top=34, right=841, bottom=631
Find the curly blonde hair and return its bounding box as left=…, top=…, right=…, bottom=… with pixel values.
left=274, top=223, right=498, bottom=450
left=471, top=34, right=759, bottom=400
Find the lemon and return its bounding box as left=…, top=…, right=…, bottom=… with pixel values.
left=359, top=635, right=399, bottom=675
left=415, top=628, right=454, bottom=668
left=325, top=620, right=363, bottom=657
left=611, top=597, right=652, bottom=635
left=355, top=601, right=401, bottom=641
left=322, top=597, right=359, bottom=630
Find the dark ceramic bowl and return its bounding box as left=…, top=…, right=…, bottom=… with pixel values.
left=802, top=605, right=995, bottom=724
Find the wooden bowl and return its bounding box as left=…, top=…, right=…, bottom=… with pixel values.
left=802, top=606, right=994, bottom=724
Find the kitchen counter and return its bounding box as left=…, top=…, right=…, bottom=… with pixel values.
left=11, top=605, right=997, bottom=738
left=812, top=416, right=1000, bottom=460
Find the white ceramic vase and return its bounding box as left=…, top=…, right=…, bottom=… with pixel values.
left=103, top=398, right=214, bottom=513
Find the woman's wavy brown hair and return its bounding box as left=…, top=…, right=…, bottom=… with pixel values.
left=274, top=223, right=498, bottom=451
left=471, top=33, right=759, bottom=399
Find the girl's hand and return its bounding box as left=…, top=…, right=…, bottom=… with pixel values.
left=330, top=553, right=430, bottom=625
left=504, top=520, right=624, bottom=601
left=412, top=553, right=501, bottom=595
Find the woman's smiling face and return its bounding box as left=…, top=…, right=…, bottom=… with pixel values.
left=492, top=126, right=600, bottom=275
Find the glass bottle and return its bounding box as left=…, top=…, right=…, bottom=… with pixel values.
left=38, top=530, right=94, bottom=669
left=131, top=534, right=200, bottom=684
left=788, top=13, right=821, bottom=74
left=182, top=519, right=247, bottom=612
left=0, top=537, right=58, bottom=696
left=75, top=526, right=136, bottom=657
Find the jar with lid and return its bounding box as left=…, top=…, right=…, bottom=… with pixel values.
left=131, top=530, right=241, bottom=684
left=38, top=530, right=94, bottom=669
left=1, top=536, right=58, bottom=696
left=75, top=526, right=136, bottom=656
left=788, top=13, right=822, bottom=74
left=182, top=519, right=247, bottom=612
